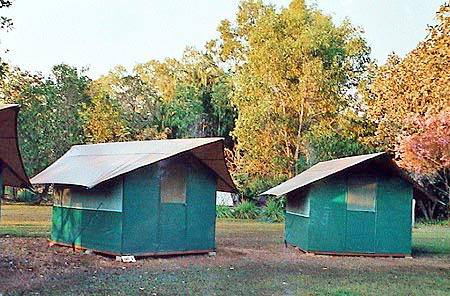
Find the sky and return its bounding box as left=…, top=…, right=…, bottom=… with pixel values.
left=0, top=0, right=444, bottom=78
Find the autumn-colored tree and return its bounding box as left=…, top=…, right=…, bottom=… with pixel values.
left=365, top=3, right=449, bottom=150
left=81, top=82, right=127, bottom=143
left=397, top=110, right=450, bottom=219
left=364, top=3, right=449, bottom=218
left=212, top=0, right=372, bottom=196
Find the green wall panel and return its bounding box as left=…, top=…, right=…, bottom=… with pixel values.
left=159, top=204, right=187, bottom=251
left=122, top=165, right=160, bottom=254
left=52, top=207, right=122, bottom=253
left=287, top=166, right=413, bottom=255
left=285, top=213, right=308, bottom=250
left=122, top=156, right=217, bottom=255
left=375, top=176, right=412, bottom=254
left=308, top=177, right=347, bottom=253
left=345, top=211, right=376, bottom=253
left=186, top=159, right=217, bottom=251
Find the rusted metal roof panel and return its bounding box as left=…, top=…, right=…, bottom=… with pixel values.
left=31, top=137, right=236, bottom=192
left=0, top=104, right=31, bottom=188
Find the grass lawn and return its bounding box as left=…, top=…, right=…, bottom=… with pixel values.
left=1, top=204, right=449, bottom=295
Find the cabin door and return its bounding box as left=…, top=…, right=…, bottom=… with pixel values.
left=158, top=159, right=187, bottom=252
left=345, top=176, right=377, bottom=253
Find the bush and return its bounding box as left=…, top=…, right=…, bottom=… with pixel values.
left=260, top=198, right=285, bottom=222
left=13, top=189, right=37, bottom=203
left=233, top=200, right=260, bottom=219
left=216, top=205, right=234, bottom=218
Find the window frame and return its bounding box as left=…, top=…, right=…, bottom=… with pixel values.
left=159, top=158, right=187, bottom=204
left=286, top=190, right=310, bottom=218
left=346, top=175, right=377, bottom=212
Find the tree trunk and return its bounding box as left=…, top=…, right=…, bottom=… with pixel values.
left=294, top=99, right=305, bottom=175
left=417, top=199, right=429, bottom=220
left=427, top=200, right=437, bottom=220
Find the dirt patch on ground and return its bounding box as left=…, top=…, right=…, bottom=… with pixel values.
left=1, top=236, right=449, bottom=294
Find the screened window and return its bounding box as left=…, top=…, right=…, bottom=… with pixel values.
left=160, top=159, right=187, bottom=204
left=286, top=190, right=310, bottom=217
left=347, top=176, right=376, bottom=212
left=53, top=179, right=123, bottom=212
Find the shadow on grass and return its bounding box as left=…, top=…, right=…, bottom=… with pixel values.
left=411, top=225, right=450, bottom=258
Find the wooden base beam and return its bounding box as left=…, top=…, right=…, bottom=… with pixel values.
left=287, top=244, right=408, bottom=258
left=310, top=251, right=408, bottom=258
left=49, top=241, right=214, bottom=258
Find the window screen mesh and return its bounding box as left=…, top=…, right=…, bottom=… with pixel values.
left=286, top=190, right=310, bottom=216
left=160, top=159, right=187, bottom=204
left=347, top=176, right=376, bottom=212
left=53, top=180, right=123, bottom=212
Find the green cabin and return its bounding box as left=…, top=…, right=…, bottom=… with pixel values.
left=262, top=153, right=436, bottom=257
left=31, top=138, right=236, bottom=256
left=0, top=104, right=31, bottom=220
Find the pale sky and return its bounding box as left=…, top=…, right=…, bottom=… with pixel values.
left=0, top=0, right=444, bottom=78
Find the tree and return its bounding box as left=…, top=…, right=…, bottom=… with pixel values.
left=212, top=0, right=371, bottom=195
left=397, top=110, right=450, bottom=219
left=365, top=3, right=449, bottom=219
left=81, top=82, right=127, bottom=143
left=95, top=66, right=168, bottom=141
left=0, top=64, right=91, bottom=177
left=365, top=3, right=449, bottom=150
left=0, top=0, right=14, bottom=76
left=306, top=113, right=377, bottom=165
left=132, top=48, right=236, bottom=141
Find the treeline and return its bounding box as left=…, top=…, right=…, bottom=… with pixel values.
left=0, top=1, right=448, bottom=219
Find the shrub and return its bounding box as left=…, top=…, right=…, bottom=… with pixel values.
left=216, top=205, right=234, bottom=218
left=260, top=198, right=285, bottom=222
left=233, top=200, right=259, bottom=219
left=14, top=189, right=37, bottom=203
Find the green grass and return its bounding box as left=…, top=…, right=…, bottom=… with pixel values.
left=1, top=204, right=449, bottom=295
left=0, top=203, right=51, bottom=237
left=412, top=223, right=450, bottom=257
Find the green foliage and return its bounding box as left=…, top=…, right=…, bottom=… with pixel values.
left=159, top=85, right=204, bottom=138
left=95, top=67, right=168, bottom=141
left=13, top=189, right=36, bottom=203
left=1, top=64, right=91, bottom=176
left=233, top=174, right=286, bottom=201
left=232, top=200, right=260, bottom=219
left=306, top=116, right=377, bottom=165
left=260, top=198, right=285, bottom=222
left=80, top=82, right=127, bottom=143
left=216, top=205, right=234, bottom=219
left=215, top=0, right=372, bottom=184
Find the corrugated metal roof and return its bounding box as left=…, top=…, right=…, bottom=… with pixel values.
left=262, top=152, right=386, bottom=196
left=0, top=104, right=31, bottom=188
left=31, top=137, right=237, bottom=192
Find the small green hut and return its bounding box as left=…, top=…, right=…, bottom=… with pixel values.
left=0, top=104, right=31, bottom=217
left=31, top=138, right=236, bottom=256
left=262, top=152, right=437, bottom=257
